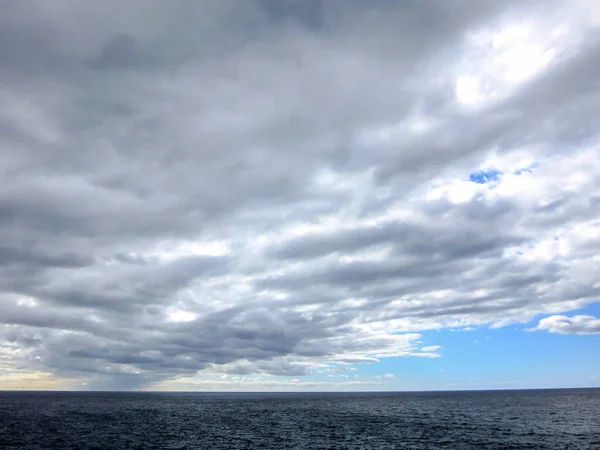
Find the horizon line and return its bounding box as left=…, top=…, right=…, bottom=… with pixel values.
left=2, top=386, right=598, bottom=394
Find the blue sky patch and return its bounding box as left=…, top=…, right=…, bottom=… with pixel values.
left=514, top=162, right=538, bottom=175
left=469, top=169, right=502, bottom=184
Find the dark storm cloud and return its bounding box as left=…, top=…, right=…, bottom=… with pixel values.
left=1, top=0, right=599, bottom=388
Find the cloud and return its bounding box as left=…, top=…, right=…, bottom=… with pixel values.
left=529, top=315, right=600, bottom=335
left=1, top=0, right=599, bottom=389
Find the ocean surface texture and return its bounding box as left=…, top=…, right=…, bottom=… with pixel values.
left=0, top=389, right=598, bottom=449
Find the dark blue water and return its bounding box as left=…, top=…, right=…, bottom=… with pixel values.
left=0, top=389, right=598, bottom=449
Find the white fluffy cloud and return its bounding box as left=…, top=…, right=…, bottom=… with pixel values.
left=529, top=315, right=600, bottom=335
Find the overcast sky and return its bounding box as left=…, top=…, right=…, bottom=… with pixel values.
left=1, top=0, right=599, bottom=391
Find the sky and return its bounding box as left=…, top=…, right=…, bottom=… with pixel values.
left=1, top=0, right=599, bottom=392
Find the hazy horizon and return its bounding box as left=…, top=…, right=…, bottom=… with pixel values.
left=2, top=386, right=599, bottom=394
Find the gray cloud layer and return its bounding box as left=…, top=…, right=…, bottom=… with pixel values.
left=1, top=0, right=599, bottom=389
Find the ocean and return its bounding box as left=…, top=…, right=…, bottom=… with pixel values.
left=0, top=388, right=598, bottom=449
